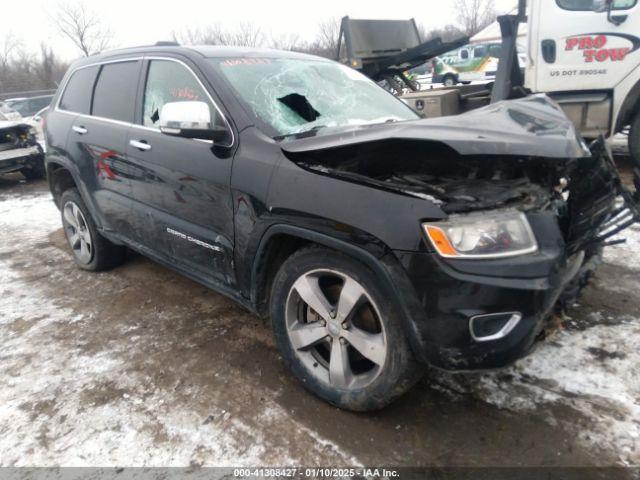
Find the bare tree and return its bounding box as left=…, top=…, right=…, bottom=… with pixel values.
left=173, top=22, right=264, bottom=47
left=227, top=23, right=265, bottom=47
left=0, top=39, right=68, bottom=95
left=51, top=1, right=113, bottom=56
left=269, top=33, right=304, bottom=51
left=317, top=18, right=340, bottom=52
left=36, top=43, right=67, bottom=89
left=172, top=26, right=226, bottom=45
left=454, top=0, right=497, bottom=37
left=0, top=33, right=23, bottom=70
left=419, top=23, right=465, bottom=43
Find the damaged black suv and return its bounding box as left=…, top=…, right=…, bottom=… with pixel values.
left=45, top=46, right=638, bottom=411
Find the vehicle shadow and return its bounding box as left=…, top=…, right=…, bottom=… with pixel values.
left=0, top=173, right=46, bottom=195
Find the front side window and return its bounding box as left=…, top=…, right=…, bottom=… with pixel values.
left=557, top=0, right=636, bottom=10
left=212, top=57, right=419, bottom=137
left=92, top=61, right=140, bottom=123
left=142, top=59, right=231, bottom=145
left=59, top=66, right=99, bottom=114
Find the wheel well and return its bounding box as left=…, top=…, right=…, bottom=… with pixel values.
left=47, top=164, right=77, bottom=208
left=617, top=77, right=640, bottom=132
left=253, top=234, right=311, bottom=316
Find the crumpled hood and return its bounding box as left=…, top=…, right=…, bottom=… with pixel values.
left=280, top=94, right=591, bottom=159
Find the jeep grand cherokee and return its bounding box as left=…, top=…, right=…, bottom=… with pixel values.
left=44, top=45, right=638, bottom=411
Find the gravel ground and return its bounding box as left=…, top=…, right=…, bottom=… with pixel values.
left=0, top=173, right=638, bottom=470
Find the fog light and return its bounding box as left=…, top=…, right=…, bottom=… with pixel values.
left=469, top=312, right=522, bottom=342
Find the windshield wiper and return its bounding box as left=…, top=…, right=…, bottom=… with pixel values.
left=275, top=125, right=328, bottom=140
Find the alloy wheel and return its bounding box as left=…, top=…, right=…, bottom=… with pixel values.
left=62, top=201, right=93, bottom=264
left=285, top=269, right=387, bottom=390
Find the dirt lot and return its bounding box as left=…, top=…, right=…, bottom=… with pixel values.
left=0, top=172, right=639, bottom=470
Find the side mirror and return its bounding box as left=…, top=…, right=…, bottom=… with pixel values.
left=160, top=101, right=219, bottom=141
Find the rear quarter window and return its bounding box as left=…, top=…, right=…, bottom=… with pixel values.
left=92, top=61, right=140, bottom=123
left=59, top=66, right=99, bottom=114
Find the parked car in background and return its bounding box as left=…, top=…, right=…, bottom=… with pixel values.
left=27, top=106, right=49, bottom=152
left=45, top=45, right=634, bottom=411
left=0, top=115, right=45, bottom=180
left=432, top=42, right=526, bottom=86
left=0, top=103, right=23, bottom=122
left=4, top=95, right=53, bottom=119
left=407, top=63, right=433, bottom=89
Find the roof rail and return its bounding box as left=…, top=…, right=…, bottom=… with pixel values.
left=155, top=41, right=180, bottom=47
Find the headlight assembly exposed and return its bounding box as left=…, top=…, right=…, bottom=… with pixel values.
left=423, top=210, right=538, bottom=259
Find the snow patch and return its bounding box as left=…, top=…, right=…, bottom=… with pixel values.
left=603, top=223, right=640, bottom=271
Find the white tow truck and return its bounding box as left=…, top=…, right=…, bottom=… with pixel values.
left=338, top=1, right=640, bottom=164
left=525, top=0, right=640, bottom=163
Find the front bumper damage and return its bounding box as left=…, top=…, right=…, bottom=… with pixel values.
left=0, top=123, right=43, bottom=175
left=280, top=95, right=639, bottom=370
left=395, top=139, right=640, bottom=370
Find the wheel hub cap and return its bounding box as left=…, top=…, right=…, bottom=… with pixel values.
left=62, top=201, right=93, bottom=264
left=327, top=321, right=341, bottom=337
left=285, top=269, right=387, bottom=390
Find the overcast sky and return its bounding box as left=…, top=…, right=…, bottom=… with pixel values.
left=6, top=0, right=517, bottom=61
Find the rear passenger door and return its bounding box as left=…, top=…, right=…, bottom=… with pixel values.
left=126, top=57, right=236, bottom=286
left=65, top=59, right=141, bottom=238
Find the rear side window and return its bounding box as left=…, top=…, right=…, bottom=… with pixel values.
left=59, top=66, right=99, bottom=114
left=92, top=61, right=140, bottom=123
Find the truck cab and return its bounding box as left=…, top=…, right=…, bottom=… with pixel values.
left=526, top=0, right=640, bottom=140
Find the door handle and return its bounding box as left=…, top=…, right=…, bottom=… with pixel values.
left=72, top=125, right=88, bottom=135
left=541, top=39, right=556, bottom=64
left=129, top=139, right=151, bottom=151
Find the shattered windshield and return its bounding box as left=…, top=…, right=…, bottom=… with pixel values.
left=212, top=57, right=419, bottom=137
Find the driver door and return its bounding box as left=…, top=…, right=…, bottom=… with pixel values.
left=126, top=57, right=236, bottom=286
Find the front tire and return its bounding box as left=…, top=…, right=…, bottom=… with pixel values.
left=270, top=247, right=421, bottom=411
left=629, top=111, right=640, bottom=169
left=60, top=188, right=126, bottom=271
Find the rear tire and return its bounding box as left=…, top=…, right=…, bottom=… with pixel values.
left=629, top=111, right=640, bottom=169
left=60, top=188, right=126, bottom=271
left=269, top=246, right=421, bottom=411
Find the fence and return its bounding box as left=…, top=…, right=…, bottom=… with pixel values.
left=0, top=89, right=58, bottom=101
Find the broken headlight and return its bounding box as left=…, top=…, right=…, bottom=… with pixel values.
left=423, top=211, right=538, bottom=259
